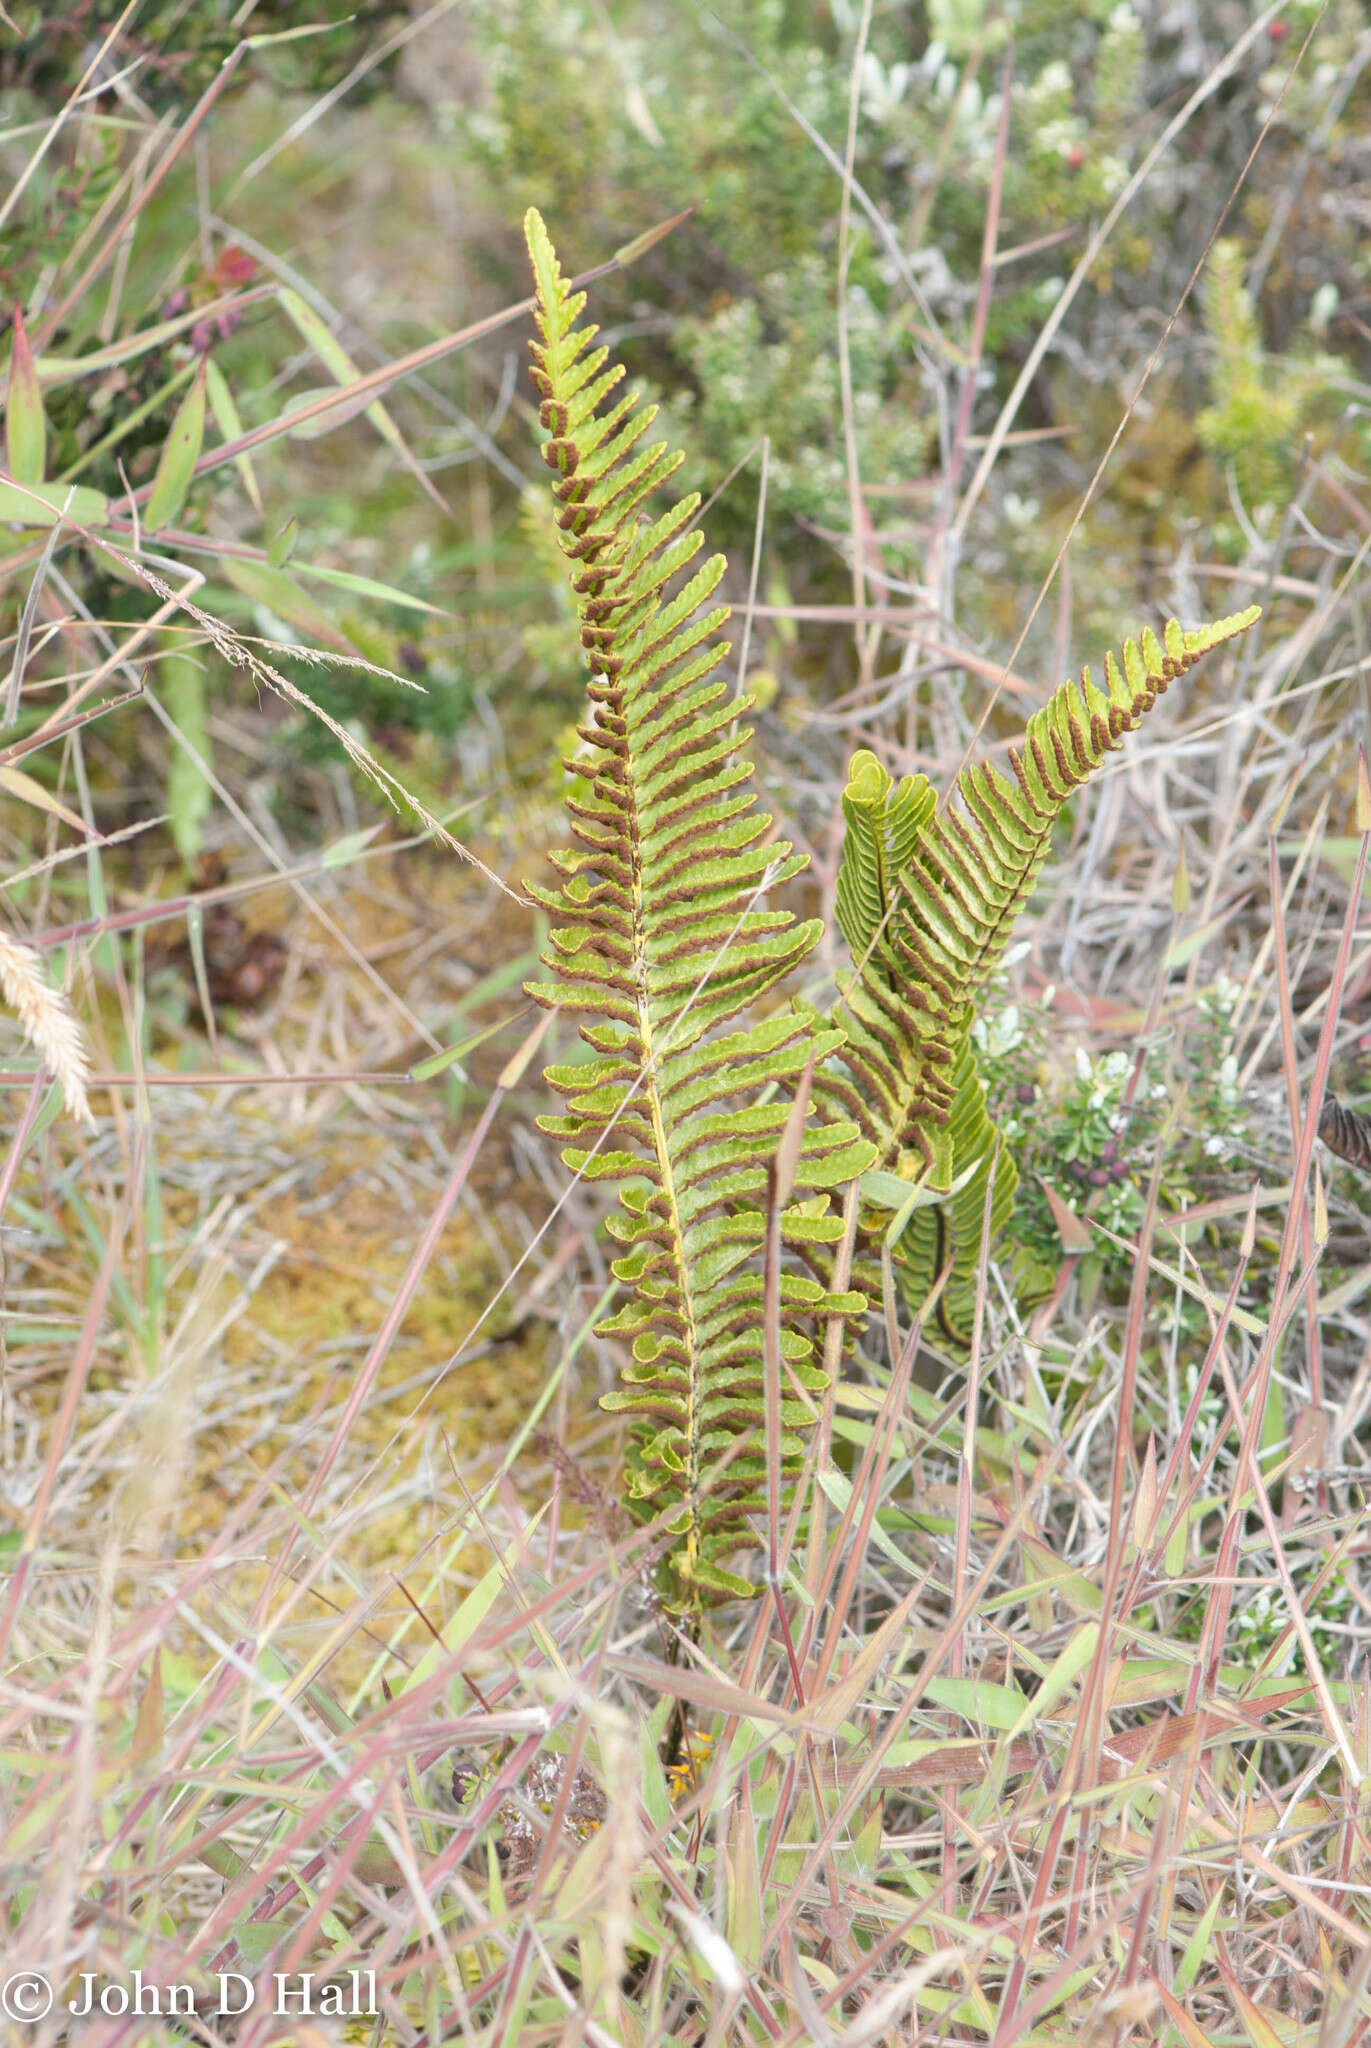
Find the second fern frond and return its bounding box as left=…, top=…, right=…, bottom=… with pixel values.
left=828, top=611, right=1260, bottom=1342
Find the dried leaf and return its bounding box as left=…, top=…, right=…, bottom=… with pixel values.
left=0, top=763, right=90, bottom=834
left=1040, top=1175, right=1092, bottom=1253
left=1132, top=1431, right=1159, bottom=1550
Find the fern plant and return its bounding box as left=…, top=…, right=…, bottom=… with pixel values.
left=522, top=206, right=1260, bottom=1601
left=520, top=211, right=873, bottom=1607
left=824, top=608, right=1259, bottom=1343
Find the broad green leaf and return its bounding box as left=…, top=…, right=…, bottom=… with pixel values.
left=638, top=1716, right=671, bottom=1832
left=1164, top=901, right=1246, bottom=969
left=320, top=825, right=384, bottom=870
left=921, top=1675, right=1032, bottom=1730
left=292, top=558, right=446, bottom=615
left=726, top=1779, right=763, bottom=1970
left=204, top=358, right=261, bottom=513
left=233, top=1919, right=297, bottom=1964
left=1165, top=1501, right=1190, bottom=1578
left=276, top=286, right=408, bottom=457
left=1003, top=1621, right=1100, bottom=1740
left=1175, top=1886, right=1226, bottom=1996
left=1019, top=1533, right=1103, bottom=1616
left=860, top=1168, right=948, bottom=1212
left=1279, top=835, right=1367, bottom=889
left=1229, top=1984, right=1284, bottom=2048
left=410, top=1008, right=528, bottom=1081
left=817, top=1466, right=914, bottom=1572
left=401, top=1514, right=547, bottom=1696
left=267, top=514, right=297, bottom=568
left=5, top=305, right=46, bottom=484
left=145, top=358, right=207, bottom=532
left=57, top=359, right=197, bottom=487
left=162, top=650, right=212, bottom=871
left=0, top=479, right=108, bottom=527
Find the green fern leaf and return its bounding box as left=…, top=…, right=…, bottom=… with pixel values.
left=522, top=210, right=875, bottom=1605
left=830, top=608, right=1260, bottom=1343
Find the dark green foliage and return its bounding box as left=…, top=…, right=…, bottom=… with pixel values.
left=0, top=2, right=408, bottom=113
left=827, top=610, right=1260, bottom=1343
left=0, top=127, right=122, bottom=307
left=1196, top=238, right=1342, bottom=515
left=521, top=210, right=873, bottom=1607
left=460, top=0, right=1149, bottom=553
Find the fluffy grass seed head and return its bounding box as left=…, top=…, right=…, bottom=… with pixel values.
left=0, top=926, right=93, bottom=1125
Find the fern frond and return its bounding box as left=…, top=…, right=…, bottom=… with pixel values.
left=828, top=609, right=1259, bottom=1342
left=523, top=211, right=874, bottom=1605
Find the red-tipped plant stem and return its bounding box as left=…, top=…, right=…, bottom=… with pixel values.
left=1117, top=1196, right=1256, bottom=1640
left=252, top=1012, right=552, bottom=1622
left=926, top=37, right=1013, bottom=614
left=763, top=1447, right=1070, bottom=1961
left=833, top=0, right=873, bottom=658
left=993, top=1132, right=1170, bottom=2033
left=943, top=1138, right=1001, bottom=1897
left=87, top=229, right=692, bottom=523
left=802, top=1174, right=861, bottom=1603
left=763, top=1061, right=813, bottom=1708
left=1181, top=802, right=1369, bottom=1720
left=1268, top=825, right=1325, bottom=1412
left=802, top=1311, right=922, bottom=1692
left=0, top=1143, right=114, bottom=1666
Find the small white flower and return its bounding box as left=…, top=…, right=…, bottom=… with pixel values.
left=1311, top=281, right=1339, bottom=336
left=1034, top=60, right=1073, bottom=99
left=1003, top=493, right=1040, bottom=528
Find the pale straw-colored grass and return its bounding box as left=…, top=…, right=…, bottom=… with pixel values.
left=0, top=923, right=91, bottom=1125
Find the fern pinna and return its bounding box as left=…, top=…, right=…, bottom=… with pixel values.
left=828, top=610, right=1260, bottom=1343
left=521, top=211, right=873, bottom=1606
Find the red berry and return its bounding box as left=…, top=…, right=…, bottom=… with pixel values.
left=1269, top=17, right=1288, bottom=38
left=1065, top=143, right=1085, bottom=170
